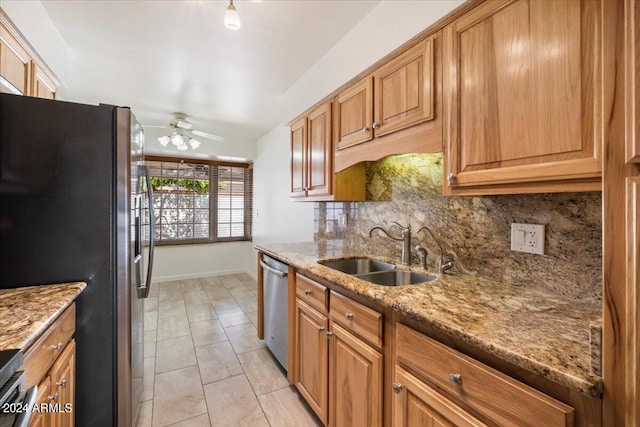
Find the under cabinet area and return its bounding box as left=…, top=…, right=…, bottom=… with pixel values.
left=293, top=273, right=383, bottom=427
left=442, top=0, right=603, bottom=195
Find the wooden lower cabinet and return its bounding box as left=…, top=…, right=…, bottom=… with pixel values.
left=295, top=298, right=329, bottom=425
left=329, top=323, right=382, bottom=427
left=49, top=339, right=75, bottom=427
left=294, top=275, right=383, bottom=426
left=393, top=366, right=487, bottom=427
left=30, top=376, right=52, bottom=427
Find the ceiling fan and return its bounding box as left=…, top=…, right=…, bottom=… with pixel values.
left=145, top=113, right=225, bottom=151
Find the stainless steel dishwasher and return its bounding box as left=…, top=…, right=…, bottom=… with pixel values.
left=260, top=254, right=289, bottom=370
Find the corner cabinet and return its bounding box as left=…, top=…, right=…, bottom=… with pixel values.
left=443, top=0, right=604, bottom=195
left=290, top=102, right=366, bottom=201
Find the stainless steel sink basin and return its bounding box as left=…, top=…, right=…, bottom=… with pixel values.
left=319, top=258, right=436, bottom=286
left=357, top=270, right=437, bottom=286
left=319, top=258, right=396, bottom=275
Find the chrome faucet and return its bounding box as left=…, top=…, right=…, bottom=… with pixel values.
left=415, top=245, right=428, bottom=270
left=369, top=222, right=412, bottom=265
left=417, top=226, right=454, bottom=274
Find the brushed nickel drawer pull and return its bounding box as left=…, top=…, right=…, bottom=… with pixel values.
left=326, top=331, right=333, bottom=337
left=56, top=379, right=67, bottom=389
left=449, top=373, right=463, bottom=387
left=50, top=342, right=63, bottom=352
left=304, top=289, right=311, bottom=296
left=345, top=312, right=353, bottom=320
left=392, top=383, right=403, bottom=393
left=317, top=326, right=325, bottom=332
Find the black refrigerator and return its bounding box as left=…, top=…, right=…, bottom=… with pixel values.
left=0, top=93, right=154, bottom=426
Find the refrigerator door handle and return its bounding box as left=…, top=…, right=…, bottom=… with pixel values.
left=138, top=164, right=154, bottom=298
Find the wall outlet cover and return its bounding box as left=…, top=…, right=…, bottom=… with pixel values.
left=511, top=223, right=545, bottom=255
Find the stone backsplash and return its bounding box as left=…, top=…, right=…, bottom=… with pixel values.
left=314, top=154, right=602, bottom=301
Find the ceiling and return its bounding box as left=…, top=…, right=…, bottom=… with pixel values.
left=40, top=0, right=380, bottom=151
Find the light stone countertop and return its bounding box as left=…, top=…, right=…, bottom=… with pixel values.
left=256, top=241, right=602, bottom=398
left=0, top=282, right=86, bottom=351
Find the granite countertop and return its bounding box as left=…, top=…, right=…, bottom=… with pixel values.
left=257, top=241, right=603, bottom=398
left=0, top=282, right=86, bottom=351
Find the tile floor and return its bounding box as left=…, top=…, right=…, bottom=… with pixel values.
left=136, top=274, right=322, bottom=427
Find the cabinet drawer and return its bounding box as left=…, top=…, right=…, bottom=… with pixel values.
left=396, top=323, right=574, bottom=427
left=329, top=291, right=382, bottom=348
left=21, top=304, right=75, bottom=388
left=296, top=274, right=328, bottom=313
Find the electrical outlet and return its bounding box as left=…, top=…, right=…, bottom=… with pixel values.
left=511, top=223, right=545, bottom=255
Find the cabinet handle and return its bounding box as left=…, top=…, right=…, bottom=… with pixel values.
left=326, top=331, right=334, bottom=337
left=372, top=122, right=380, bottom=129
left=56, top=379, right=67, bottom=389
left=345, top=312, right=353, bottom=320
left=361, top=126, right=369, bottom=133
left=50, top=342, right=63, bottom=352
left=317, top=326, right=325, bottom=332
left=449, top=373, right=463, bottom=387
left=447, top=173, right=457, bottom=183
left=392, top=383, right=403, bottom=393
left=304, top=289, right=311, bottom=296
left=48, top=391, right=60, bottom=403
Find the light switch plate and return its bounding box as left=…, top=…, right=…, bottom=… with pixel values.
left=511, top=223, right=545, bottom=255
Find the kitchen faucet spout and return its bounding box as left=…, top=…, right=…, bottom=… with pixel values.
left=368, top=223, right=412, bottom=266
left=417, top=226, right=454, bottom=274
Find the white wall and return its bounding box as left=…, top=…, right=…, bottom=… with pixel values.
left=153, top=241, right=253, bottom=282
left=1, top=1, right=69, bottom=86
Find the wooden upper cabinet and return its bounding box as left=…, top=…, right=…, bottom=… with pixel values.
left=443, top=0, right=603, bottom=194
left=335, top=77, right=373, bottom=150
left=0, top=22, right=31, bottom=96
left=290, top=117, right=307, bottom=198
left=374, top=37, right=434, bottom=137
left=32, top=63, right=56, bottom=100
left=307, top=102, right=332, bottom=197
left=626, top=0, right=640, bottom=164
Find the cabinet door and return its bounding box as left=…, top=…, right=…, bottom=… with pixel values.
left=32, top=63, right=56, bottom=100
left=329, top=323, right=382, bottom=427
left=306, top=102, right=332, bottom=197
left=49, top=339, right=75, bottom=427
left=443, top=0, right=602, bottom=192
left=374, top=37, right=434, bottom=137
left=0, top=23, right=31, bottom=95
left=29, top=376, right=53, bottom=427
left=335, top=77, right=373, bottom=150
left=290, top=117, right=307, bottom=198
left=626, top=0, right=640, bottom=164
left=393, top=367, right=488, bottom=427
left=295, top=299, right=329, bottom=425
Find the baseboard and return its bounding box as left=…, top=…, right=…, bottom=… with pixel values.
left=153, top=268, right=256, bottom=283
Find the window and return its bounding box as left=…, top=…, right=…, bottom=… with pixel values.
left=145, top=157, right=252, bottom=244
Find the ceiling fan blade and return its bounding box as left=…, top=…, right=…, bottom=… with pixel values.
left=191, top=129, right=225, bottom=142
left=143, top=125, right=169, bottom=129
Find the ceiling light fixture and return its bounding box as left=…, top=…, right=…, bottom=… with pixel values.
left=224, top=0, right=241, bottom=30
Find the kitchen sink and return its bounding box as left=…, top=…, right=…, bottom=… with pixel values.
left=319, top=258, right=396, bottom=275
left=319, top=258, right=436, bottom=286
left=357, top=270, right=437, bottom=286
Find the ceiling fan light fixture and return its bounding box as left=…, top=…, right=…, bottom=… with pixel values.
left=177, top=144, right=189, bottom=152
left=189, top=138, right=201, bottom=149
left=224, top=0, right=241, bottom=30
left=158, top=135, right=171, bottom=147
left=170, top=133, right=184, bottom=147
